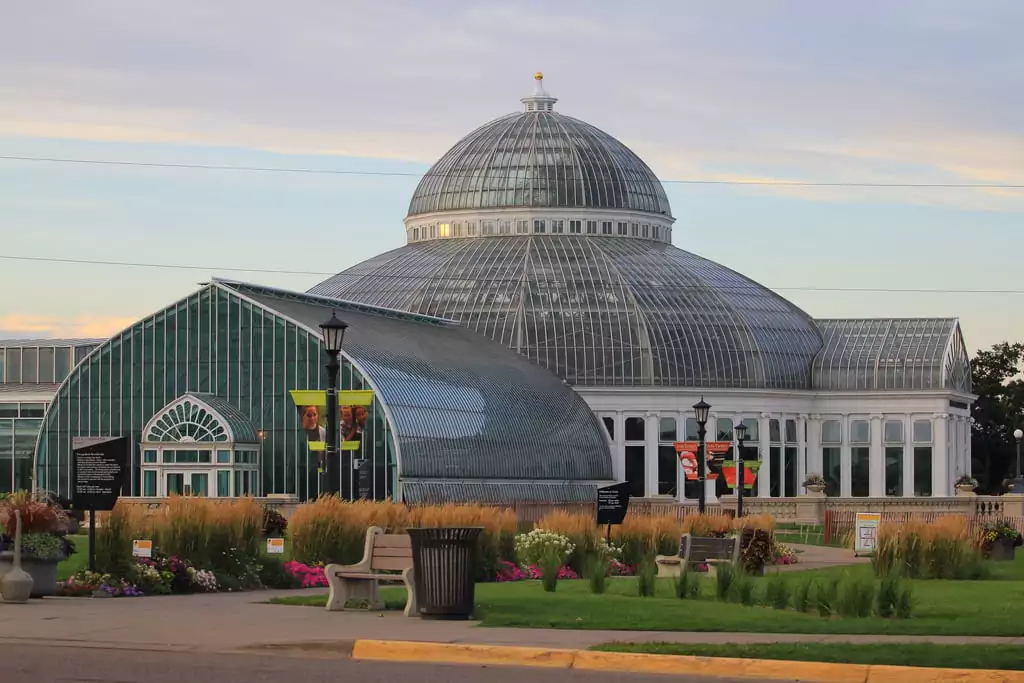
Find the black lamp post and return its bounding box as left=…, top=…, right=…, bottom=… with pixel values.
left=693, top=397, right=711, bottom=514
left=1012, top=429, right=1024, bottom=494
left=319, top=311, right=348, bottom=498
left=735, top=421, right=748, bottom=518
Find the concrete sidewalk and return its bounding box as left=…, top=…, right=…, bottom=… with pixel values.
left=0, top=588, right=1020, bottom=653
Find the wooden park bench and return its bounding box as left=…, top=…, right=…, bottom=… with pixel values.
left=324, top=526, right=419, bottom=617
left=656, top=533, right=741, bottom=578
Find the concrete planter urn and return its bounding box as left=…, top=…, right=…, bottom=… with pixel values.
left=955, top=483, right=977, bottom=496
left=804, top=484, right=827, bottom=496
left=0, top=510, right=34, bottom=603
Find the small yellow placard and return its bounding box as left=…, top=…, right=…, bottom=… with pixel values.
left=266, top=538, right=285, bottom=554
left=132, top=540, right=153, bottom=558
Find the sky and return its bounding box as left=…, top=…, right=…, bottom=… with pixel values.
left=0, top=1, right=1022, bottom=354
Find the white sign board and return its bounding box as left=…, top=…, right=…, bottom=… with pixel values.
left=854, top=513, right=881, bottom=556
left=266, top=538, right=285, bottom=554
left=132, top=540, right=153, bottom=558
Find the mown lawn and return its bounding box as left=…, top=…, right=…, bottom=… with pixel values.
left=591, top=642, right=1024, bottom=671
left=271, top=558, right=1024, bottom=636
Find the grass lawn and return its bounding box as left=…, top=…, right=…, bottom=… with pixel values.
left=591, top=642, right=1024, bottom=671
left=271, top=558, right=1024, bottom=637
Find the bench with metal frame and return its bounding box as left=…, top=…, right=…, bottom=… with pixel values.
left=655, top=533, right=741, bottom=577
left=324, top=526, right=419, bottom=617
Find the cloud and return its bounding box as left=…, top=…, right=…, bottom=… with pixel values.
left=0, top=313, right=135, bottom=339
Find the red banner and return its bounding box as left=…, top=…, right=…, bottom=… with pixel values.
left=674, top=441, right=732, bottom=455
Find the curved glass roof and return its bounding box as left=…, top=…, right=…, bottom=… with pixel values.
left=407, top=80, right=672, bottom=218
left=811, top=318, right=972, bottom=392
left=227, top=282, right=614, bottom=492
left=309, top=237, right=823, bottom=389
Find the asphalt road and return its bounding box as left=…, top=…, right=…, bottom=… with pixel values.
left=1, top=643, right=780, bottom=683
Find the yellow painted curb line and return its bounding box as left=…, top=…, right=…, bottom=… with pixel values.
left=352, top=640, right=1024, bottom=683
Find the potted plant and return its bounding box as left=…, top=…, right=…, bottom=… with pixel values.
left=955, top=474, right=979, bottom=496
left=0, top=492, right=74, bottom=597
left=802, top=473, right=827, bottom=496
left=980, top=519, right=1022, bottom=561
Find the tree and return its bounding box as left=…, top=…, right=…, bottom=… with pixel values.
left=970, top=342, right=1024, bottom=493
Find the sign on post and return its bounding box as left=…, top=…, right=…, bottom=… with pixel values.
left=132, top=540, right=153, bottom=558
left=266, top=538, right=285, bottom=554
left=596, top=482, right=630, bottom=528
left=854, top=512, right=882, bottom=556
left=72, top=436, right=129, bottom=512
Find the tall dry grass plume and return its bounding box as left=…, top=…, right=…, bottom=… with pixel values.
left=873, top=515, right=982, bottom=579
left=288, top=497, right=409, bottom=565
left=734, top=513, right=776, bottom=533
left=96, top=501, right=149, bottom=576
left=536, top=511, right=602, bottom=572
left=683, top=512, right=733, bottom=538
left=613, top=513, right=683, bottom=564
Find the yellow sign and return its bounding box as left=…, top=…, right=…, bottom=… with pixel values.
left=854, top=512, right=882, bottom=556
left=289, top=389, right=373, bottom=452
left=266, top=538, right=285, bottom=554
left=132, top=540, right=153, bottom=558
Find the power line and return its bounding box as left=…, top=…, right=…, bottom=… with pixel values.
left=1, top=154, right=1022, bottom=189
left=2, top=253, right=1021, bottom=295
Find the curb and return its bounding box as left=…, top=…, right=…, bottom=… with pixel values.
left=351, top=639, right=1024, bottom=682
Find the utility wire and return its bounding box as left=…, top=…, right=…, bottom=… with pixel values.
left=1, top=154, right=1022, bottom=188
left=1, top=253, right=1020, bottom=295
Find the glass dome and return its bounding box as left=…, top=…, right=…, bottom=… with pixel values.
left=406, top=75, right=672, bottom=219
left=309, top=236, right=824, bottom=390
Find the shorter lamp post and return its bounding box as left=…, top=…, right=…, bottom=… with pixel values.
left=319, top=311, right=349, bottom=497
left=735, top=421, right=748, bottom=518
left=693, top=397, right=711, bottom=514
left=1012, top=429, right=1024, bottom=494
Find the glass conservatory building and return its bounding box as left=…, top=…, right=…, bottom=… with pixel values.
left=32, top=280, right=611, bottom=502
left=309, top=74, right=976, bottom=500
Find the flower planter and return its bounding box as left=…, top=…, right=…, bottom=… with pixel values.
left=804, top=484, right=826, bottom=497
left=0, top=552, right=62, bottom=597
left=955, top=484, right=977, bottom=497
left=990, top=538, right=1016, bottom=562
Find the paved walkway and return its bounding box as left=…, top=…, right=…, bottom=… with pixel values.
left=0, top=587, right=1019, bottom=653
left=768, top=543, right=869, bottom=573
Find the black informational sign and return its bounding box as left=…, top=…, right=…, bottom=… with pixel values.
left=596, top=482, right=630, bottom=526
left=357, top=459, right=373, bottom=500
left=72, top=436, right=129, bottom=512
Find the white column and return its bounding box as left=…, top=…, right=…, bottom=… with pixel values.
left=841, top=415, right=852, bottom=497
left=870, top=414, right=884, bottom=497
left=758, top=413, right=771, bottom=497
left=797, top=414, right=808, bottom=496
left=933, top=413, right=949, bottom=496
left=903, top=414, right=914, bottom=497
left=966, top=417, right=974, bottom=477
left=645, top=411, right=659, bottom=498
left=612, top=411, right=624, bottom=482
left=807, top=414, right=822, bottom=477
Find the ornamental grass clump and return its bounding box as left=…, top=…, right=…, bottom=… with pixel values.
left=815, top=577, right=840, bottom=617
left=793, top=579, right=813, bottom=613
left=715, top=562, right=737, bottom=600
left=587, top=554, right=608, bottom=594
left=873, top=516, right=980, bottom=580
left=289, top=497, right=408, bottom=565
left=613, top=513, right=682, bottom=566
left=765, top=573, right=790, bottom=610
left=636, top=559, right=657, bottom=597
left=539, top=551, right=562, bottom=593
left=837, top=576, right=875, bottom=618
left=674, top=568, right=700, bottom=600
left=683, top=512, right=733, bottom=538
left=732, top=571, right=757, bottom=606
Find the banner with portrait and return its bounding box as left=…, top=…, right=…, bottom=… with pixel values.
left=289, top=389, right=374, bottom=452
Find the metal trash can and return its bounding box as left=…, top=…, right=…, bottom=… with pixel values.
left=407, top=527, right=482, bottom=620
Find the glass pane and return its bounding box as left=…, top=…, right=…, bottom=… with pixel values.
left=218, top=470, right=231, bottom=497
left=625, top=417, right=645, bottom=441
left=822, top=420, right=842, bottom=443
left=769, top=420, right=781, bottom=443
left=143, top=450, right=157, bottom=464
left=217, top=449, right=232, bottom=463
left=657, top=445, right=677, bottom=496
left=685, top=418, right=699, bottom=440
left=55, top=347, right=71, bottom=381
left=770, top=447, right=781, bottom=497
left=167, top=473, right=184, bottom=495
left=851, top=447, right=870, bottom=497
left=602, top=417, right=614, bottom=440
left=191, top=473, right=209, bottom=497
left=0, top=349, right=4, bottom=382
left=785, top=420, right=797, bottom=443
left=625, top=445, right=645, bottom=497
left=6, top=349, right=21, bottom=383
left=37, top=347, right=55, bottom=383
left=742, top=418, right=759, bottom=441
left=914, top=447, right=933, bottom=496
left=21, top=348, right=37, bottom=383
left=823, top=447, right=841, bottom=497
left=716, top=418, right=734, bottom=441
left=884, top=420, right=904, bottom=443
left=785, top=446, right=798, bottom=497
left=0, top=404, right=16, bottom=419
left=13, top=419, right=36, bottom=492
left=19, top=403, right=45, bottom=418
left=143, top=471, right=157, bottom=497
left=913, top=420, right=932, bottom=443
left=659, top=417, right=677, bottom=442
left=851, top=420, right=870, bottom=443
left=885, top=446, right=903, bottom=496
left=199, top=450, right=212, bottom=463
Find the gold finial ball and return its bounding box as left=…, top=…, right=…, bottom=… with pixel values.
left=534, top=71, right=544, bottom=81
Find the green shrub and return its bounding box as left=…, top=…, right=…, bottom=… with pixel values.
left=674, top=568, right=701, bottom=600
left=838, top=576, right=875, bottom=618
left=636, top=560, right=657, bottom=597
left=539, top=552, right=561, bottom=593
left=258, top=556, right=301, bottom=589
left=794, top=579, right=813, bottom=613
left=765, top=574, right=790, bottom=610
left=588, top=555, right=608, bottom=595
left=715, top=563, right=737, bottom=601
left=876, top=572, right=901, bottom=618
left=896, top=585, right=914, bottom=619
left=733, top=572, right=757, bottom=606
left=815, top=578, right=840, bottom=617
